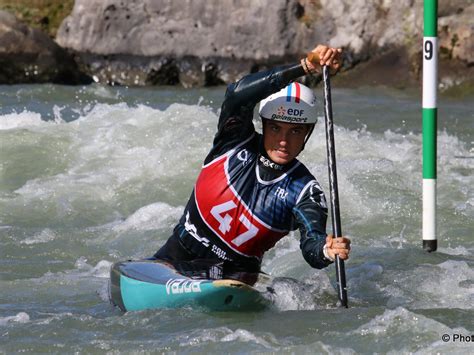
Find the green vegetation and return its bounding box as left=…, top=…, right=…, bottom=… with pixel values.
left=0, top=0, right=74, bottom=38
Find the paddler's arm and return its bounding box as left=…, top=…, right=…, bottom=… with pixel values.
left=292, top=182, right=333, bottom=269
left=216, top=45, right=341, bottom=134
left=207, top=63, right=306, bottom=161
left=293, top=185, right=352, bottom=268
left=203, top=45, right=341, bottom=166
left=207, top=45, right=341, bottom=161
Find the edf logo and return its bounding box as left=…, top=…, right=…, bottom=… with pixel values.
left=287, top=108, right=304, bottom=116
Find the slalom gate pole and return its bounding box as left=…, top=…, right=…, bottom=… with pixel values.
left=422, top=0, right=438, bottom=252
left=322, top=65, right=348, bottom=308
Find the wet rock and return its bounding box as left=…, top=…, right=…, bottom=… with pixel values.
left=76, top=54, right=180, bottom=86
left=332, top=48, right=418, bottom=89
left=439, top=4, right=474, bottom=64
left=0, top=10, right=91, bottom=85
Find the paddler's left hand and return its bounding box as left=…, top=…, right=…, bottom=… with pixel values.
left=301, top=45, right=342, bottom=74
left=324, top=235, right=351, bottom=261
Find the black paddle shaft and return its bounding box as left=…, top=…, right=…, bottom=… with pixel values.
left=322, top=65, right=348, bottom=308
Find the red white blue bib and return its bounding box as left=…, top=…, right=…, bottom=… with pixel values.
left=191, top=135, right=315, bottom=258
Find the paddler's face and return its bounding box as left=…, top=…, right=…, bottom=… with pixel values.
left=263, top=120, right=310, bottom=165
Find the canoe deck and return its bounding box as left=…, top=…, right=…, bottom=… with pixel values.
left=109, top=259, right=274, bottom=312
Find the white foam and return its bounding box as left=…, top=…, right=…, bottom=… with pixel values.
left=280, top=341, right=357, bottom=354
left=0, top=110, right=48, bottom=130
left=353, top=307, right=424, bottom=336
left=29, top=257, right=113, bottom=286
left=261, top=232, right=301, bottom=274
left=113, top=202, right=183, bottom=232
left=351, top=307, right=472, bottom=354
left=0, top=106, right=68, bottom=131
left=3, top=102, right=471, bottom=246
left=0, top=312, right=30, bottom=326
left=438, top=246, right=472, bottom=256
left=417, top=261, right=474, bottom=308
left=177, top=326, right=277, bottom=349
left=73, top=257, right=113, bottom=279
left=382, top=260, right=474, bottom=309
left=35, top=312, right=74, bottom=325
left=266, top=271, right=336, bottom=311
left=83, top=84, right=120, bottom=99
left=20, top=228, right=57, bottom=245
left=5, top=103, right=215, bottom=228
left=220, top=328, right=275, bottom=348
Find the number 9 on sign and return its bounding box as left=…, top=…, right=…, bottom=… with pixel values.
left=424, top=40, right=433, bottom=60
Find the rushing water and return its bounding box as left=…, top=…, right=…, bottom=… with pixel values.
left=0, top=83, right=472, bottom=353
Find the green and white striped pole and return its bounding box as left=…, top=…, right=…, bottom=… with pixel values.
left=422, top=0, right=438, bottom=252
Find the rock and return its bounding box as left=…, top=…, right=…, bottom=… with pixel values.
left=56, top=0, right=310, bottom=60
left=439, top=4, right=474, bottom=64
left=6, top=0, right=472, bottom=87
left=332, top=47, right=418, bottom=88
left=55, top=0, right=428, bottom=73
left=56, top=0, right=473, bottom=88
left=0, top=10, right=91, bottom=84
left=56, top=0, right=316, bottom=86
left=318, top=0, right=423, bottom=59
left=438, top=0, right=468, bottom=17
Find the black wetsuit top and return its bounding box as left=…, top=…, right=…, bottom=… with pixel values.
left=154, top=63, right=332, bottom=272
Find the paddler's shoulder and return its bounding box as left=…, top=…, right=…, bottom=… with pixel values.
left=286, top=158, right=315, bottom=178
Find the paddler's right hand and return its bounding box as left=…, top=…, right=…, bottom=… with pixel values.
left=301, top=45, right=342, bottom=74
left=324, top=234, right=351, bottom=261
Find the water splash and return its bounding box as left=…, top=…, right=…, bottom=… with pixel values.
left=0, top=312, right=30, bottom=326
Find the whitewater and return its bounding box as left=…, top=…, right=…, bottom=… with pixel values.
left=0, top=83, right=472, bottom=353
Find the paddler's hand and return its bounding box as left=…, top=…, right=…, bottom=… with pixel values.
left=301, top=45, right=342, bottom=74
left=324, top=235, right=351, bottom=261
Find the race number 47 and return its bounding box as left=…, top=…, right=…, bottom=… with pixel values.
left=210, top=201, right=258, bottom=246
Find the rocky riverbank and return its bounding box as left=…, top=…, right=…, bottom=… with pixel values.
left=0, top=10, right=90, bottom=84
left=1, top=0, right=472, bottom=90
